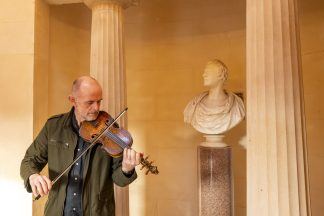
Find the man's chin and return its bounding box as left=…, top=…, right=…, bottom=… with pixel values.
left=86, top=114, right=98, bottom=121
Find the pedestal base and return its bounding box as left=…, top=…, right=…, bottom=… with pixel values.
left=198, top=135, right=233, bottom=216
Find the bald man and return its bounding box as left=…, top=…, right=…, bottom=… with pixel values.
left=20, top=76, right=140, bottom=216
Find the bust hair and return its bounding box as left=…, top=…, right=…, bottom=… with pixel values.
left=207, top=59, right=228, bottom=82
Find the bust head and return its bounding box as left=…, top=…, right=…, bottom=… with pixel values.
left=203, top=59, right=228, bottom=88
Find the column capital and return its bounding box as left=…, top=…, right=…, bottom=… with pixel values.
left=44, top=0, right=82, bottom=5
left=84, top=0, right=139, bottom=9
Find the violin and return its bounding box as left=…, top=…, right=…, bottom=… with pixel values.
left=79, top=109, right=159, bottom=174
left=34, top=108, right=158, bottom=201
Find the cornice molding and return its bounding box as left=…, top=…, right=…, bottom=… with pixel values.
left=84, top=0, right=139, bottom=9
left=44, top=0, right=83, bottom=5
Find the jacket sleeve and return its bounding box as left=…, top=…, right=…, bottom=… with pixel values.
left=111, top=156, right=137, bottom=187
left=20, top=123, right=49, bottom=192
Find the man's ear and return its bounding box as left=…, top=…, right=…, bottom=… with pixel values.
left=68, top=95, right=75, bottom=103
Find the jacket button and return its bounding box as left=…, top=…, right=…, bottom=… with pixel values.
left=65, top=143, right=69, bottom=147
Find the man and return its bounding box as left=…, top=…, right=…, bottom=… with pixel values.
left=20, top=76, right=140, bottom=216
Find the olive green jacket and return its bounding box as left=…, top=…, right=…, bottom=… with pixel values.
left=20, top=109, right=137, bottom=216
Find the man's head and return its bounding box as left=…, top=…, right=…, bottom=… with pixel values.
left=68, top=76, right=103, bottom=124
left=202, top=59, right=228, bottom=87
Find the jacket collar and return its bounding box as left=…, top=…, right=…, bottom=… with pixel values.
left=63, top=107, right=75, bottom=129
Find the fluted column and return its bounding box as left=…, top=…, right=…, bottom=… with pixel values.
left=246, top=0, right=311, bottom=215
left=85, top=0, right=131, bottom=117
left=84, top=1, right=138, bottom=216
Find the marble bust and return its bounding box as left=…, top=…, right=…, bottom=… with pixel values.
left=183, top=59, right=245, bottom=134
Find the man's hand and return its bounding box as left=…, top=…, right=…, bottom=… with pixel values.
left=29, top=173, right=52, bottom=197
left=122, top=148, right=141, bottom=173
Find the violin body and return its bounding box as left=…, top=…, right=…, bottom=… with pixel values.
left=79, top=111, right=133, bottom=157
left=80, top=110, right=158, bottom=175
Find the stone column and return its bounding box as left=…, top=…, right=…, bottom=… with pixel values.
left=198, top=135, right=233, bottom=216
left=246, top=0, right=311, bottom=215
left=84, top=0, right=137, bottom=116
left=84, top=1, right=138, bottom=216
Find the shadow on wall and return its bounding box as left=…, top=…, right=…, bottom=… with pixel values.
left=125, top=0, right=246, bottom=41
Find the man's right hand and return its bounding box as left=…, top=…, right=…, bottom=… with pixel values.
left=29, top=173, right=52, bottom=197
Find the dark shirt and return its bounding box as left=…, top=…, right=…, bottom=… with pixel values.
left=63, top=114, right=88, bottom=216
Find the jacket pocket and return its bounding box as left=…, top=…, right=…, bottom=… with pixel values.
left=49, top=138, right=70, bottom=149
left=48, top=138, right=72, bottom=179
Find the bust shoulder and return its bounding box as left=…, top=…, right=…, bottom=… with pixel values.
left=183, top=92, right=208, bottom=123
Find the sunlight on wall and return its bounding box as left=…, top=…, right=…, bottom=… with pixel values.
left=0, top=178, right=31, bottom=216
left=128, top=124, right=147, bottom=216
left=0, top=0, right=34, bottom=214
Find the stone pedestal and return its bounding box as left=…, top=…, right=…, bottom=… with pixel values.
left=246, top=0, right=311, bottom=215
left=198, top=135, right=233, bottom=216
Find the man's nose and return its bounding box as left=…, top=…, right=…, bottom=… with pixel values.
left=92, top=101, right=100, bottom=111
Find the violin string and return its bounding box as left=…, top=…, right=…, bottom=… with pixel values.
left=104, top=132, right=157, bottom=173
left=98, top=118, right=158, bottom=172
left=101, top=129, right=157, bottom=172
left=105, top=130, right=129, bottom=149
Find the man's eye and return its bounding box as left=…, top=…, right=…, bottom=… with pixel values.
left=86, top=101, right=93, bottom=105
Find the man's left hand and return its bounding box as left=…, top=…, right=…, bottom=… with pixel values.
left=122, top=148, right=141, bottom=173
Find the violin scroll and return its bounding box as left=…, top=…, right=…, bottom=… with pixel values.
left=140, top=155, right=159, bottom=175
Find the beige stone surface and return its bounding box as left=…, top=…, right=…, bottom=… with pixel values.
left=0, top=22, right=34, bottom=54
left=32, top=1, right=50, bottom=215
left=19, top=0, right=324, bottom=216
left=0, top=1, right=35, bottom=216
left=84, top=0, right=138, bottom=9
left=46, top=0, right=82, bottom=4
left=48, top=3, right=91, bottom=115
left=0, top=0, right=34, bottom=22
left=34, top=0, right=50, bottom=136
left=300, top=1, right=324, bottom=215
left=124, top=1, right=246, bottom=215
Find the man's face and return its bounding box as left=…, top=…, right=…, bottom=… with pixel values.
left=202, top=64, right=223, bottom=87
left=71, top=85, right=103, bottom=123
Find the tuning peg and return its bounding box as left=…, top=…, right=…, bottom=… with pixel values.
left=154, top=168, right=159, bottom=174
left=138, top=155, right=159, bottom=175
